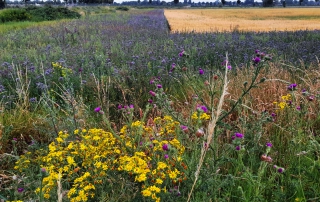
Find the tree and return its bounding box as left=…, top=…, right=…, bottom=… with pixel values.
left=0, top=0, right=5, bottom=9
left=299, top=0, right=303, bottom=5
left=237, top=0, right=241, bottom=4
left=263, top=0, right=273, bottom=6
left=149, top=0, right=152, bottom=3
left=282, top=0, right=286, bottom=6
left=174, top=0, right=179, bottom=4
left=221, top=0, right=226, bottom=5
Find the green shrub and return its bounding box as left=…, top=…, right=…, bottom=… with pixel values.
left=115, top=6, right=129, bottom=11
left=25, top=5, right=81, bottom=22
left=0, top=8, right=31, bottom=23
left=0, top=6, right=81, bottom=23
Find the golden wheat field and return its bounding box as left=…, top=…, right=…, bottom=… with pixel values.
left=164, top=8, right=320, bottom=32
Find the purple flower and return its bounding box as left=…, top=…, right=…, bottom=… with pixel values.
left=41, top=168, right=46, bottom=173
left=199, top=68, right=204, bottom=75
left=117, top=104, right=122, bottom=109
left=17, top=188, right=24, bottom=193
left=13, top=138, right=18, bottom=142
left=235, top=132, right=244, bottom=139
left=171, top=63, right=176, bottom=68
left=94, top=106, right=101, bottom=113
left=164, top=154, right=169, bottom=159
left=162, top=143, right=169, bottom=151
left=235, top=145, right=241, bottom=151
left=253, top=57, right=261, bottom=64
left=271, top=112, right=276, bottom=117
left=149, top=91, right=156, bottom=97
left=157, top=84, right=162, bottom=88
left=129, top=104, right=134, bottom=109
left=179, top=50, right=184, bottom=57
left=180, top=125, right=188, bottom=130
left=148, top=99, right=153, bottom=103
left=287, top=83, right=297, bottom=91
left=255, top=49, right=260, bottom=54
left=197, top=105, right=208, bottom=113
left=266, top=142, right=272, bottom=147
left=150, top=79, right=155, bottom=84
left=227, top=65, right=232, bottom=70
left=277, top=167, right=285, bottom=173
left=296, top=106, right=301, bottom=110
left=308, top=96, right=314, bottom=101
left=231, top=135, right=236, bottom=140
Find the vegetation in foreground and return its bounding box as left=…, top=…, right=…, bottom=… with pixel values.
left=0, top=8, right=320, bottom=202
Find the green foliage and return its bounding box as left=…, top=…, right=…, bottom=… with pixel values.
left=115, top=6, right=130, bottom=11
left=0, top=6, right=80, bottom=23
left=25, top=5, right=81, bottom=22
left=0, top=8, right=31, bottom=23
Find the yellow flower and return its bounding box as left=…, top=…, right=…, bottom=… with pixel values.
left=200, top=113, right=210, bottom=120
left=157, top=162, right=167, bottom=170
left=142, top=189, right=152, bottom=197
left=155, top=178, right=163, bottom=184
left=135, top=173, right=147, bottom=182
left=191, top=112, right=198, bottom=120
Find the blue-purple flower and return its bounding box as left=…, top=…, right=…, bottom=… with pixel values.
left=235, top=132, right=244, bottom=139
left=287, top=83, right=297, bottom=91
left=17, top=188, right=24, bottom=193
left=94, top=106, right=101, bottom=113
left=199, top=68, right=204, bottom=75
left=162, top=143, right=169, bottom=151
left=149, top=90, right=156, bottom=96
left=266, top=142, right=272, bottom=147
left=197, top=105, right=208, bottom=113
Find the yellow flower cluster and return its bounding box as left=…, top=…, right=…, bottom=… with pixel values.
left=273, top=94, right=292, bottom=110
left=15, top=116, right=187, bottom=202
left=191, top=112, right=211, bottom=120
left=52, top=62, right=72, bottom=78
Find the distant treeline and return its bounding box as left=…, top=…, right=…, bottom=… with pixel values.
left=0, top=5, right=81, bottom=22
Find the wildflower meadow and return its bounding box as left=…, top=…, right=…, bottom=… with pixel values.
left=0, top=7, right=320, bottom=202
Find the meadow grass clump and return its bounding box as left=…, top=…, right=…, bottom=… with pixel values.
left=1, top=8, right=320, bottom=202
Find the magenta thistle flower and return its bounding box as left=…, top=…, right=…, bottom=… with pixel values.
left=296, top=106, right=301, bottom=110
left=149, top=90, right=156, bottom=96
left=227, top=65, right=232, bottom=70
left=164, top=154, right=169, bottom=159
left=148, top=99, right=153, bottom=103
left=287, top=83, right=297, bottom=91
left=199, top=68, right=204, bottom=75
left=235, top=145, right=241, bottom=150
left=253, top=57, right=261, bottom=64
left=179, top=50, right=184, bottom=57
left=197, top=105, right=208, bottom=113
left=17, top=188, right=24, bottom=193
left=162, top=143, right=169, bottom=151
left=308, top=96, right=314, bottom=101
left=235, top=132, right=244, bottom=139
left=277, top=167, right=285, bottom=173
left=157, top=84, right=162, bottom=88
left=94, top=107, right=101, bottom=113
left=266, top=142, right=272, bottom=147
left=117, top=104, right=122, bottom=109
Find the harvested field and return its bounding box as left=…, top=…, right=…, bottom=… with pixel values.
left=164, top=8, right=320, bottom=32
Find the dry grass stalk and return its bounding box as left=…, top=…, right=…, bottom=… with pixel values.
left=187, top=54, right=229, bottom=202
left=57, top=173, right=63, bottom=202
left=164, top=8, right=320, bottom=32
